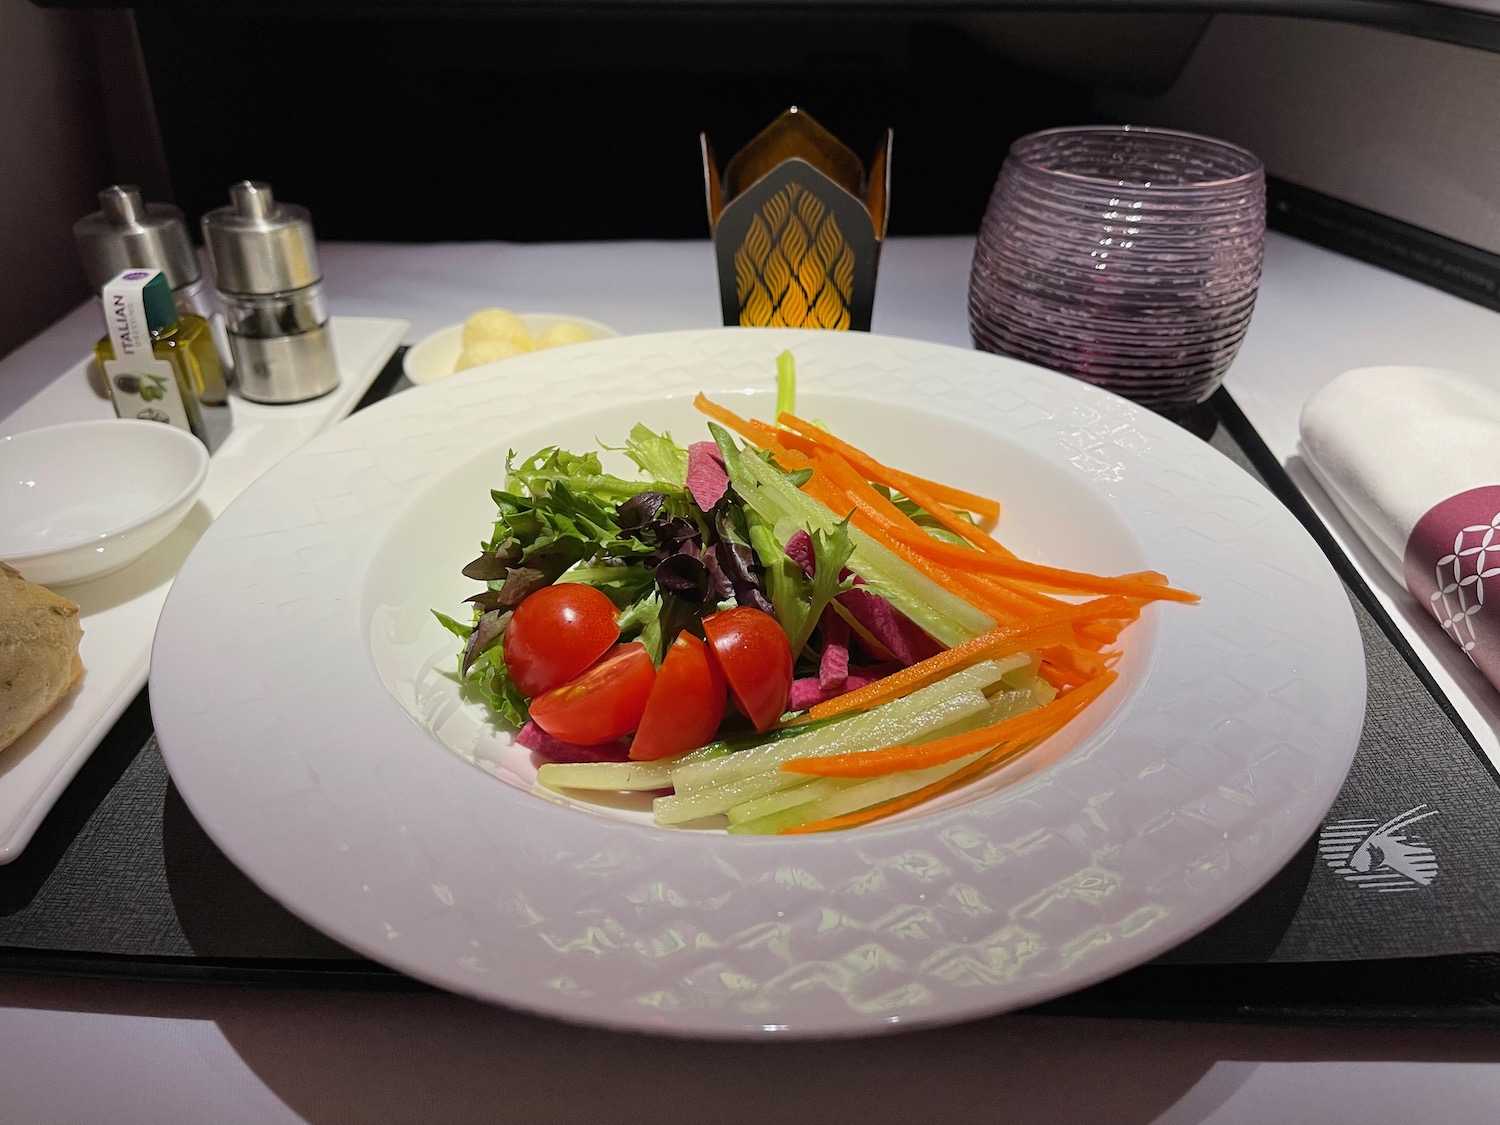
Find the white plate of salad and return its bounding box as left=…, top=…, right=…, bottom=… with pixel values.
left=152, top=328, right=1364, bottom=1038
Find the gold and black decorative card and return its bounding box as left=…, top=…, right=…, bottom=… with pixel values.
left=702, top=108, right=891, bottom=331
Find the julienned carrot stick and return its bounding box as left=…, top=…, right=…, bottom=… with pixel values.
left=800, top=473, right=856, bottom=520
left=777, top=412, right=1001, bottom=528
left=784, top=672, right=1115, bottom=778
left=792, top=426, right=1004, bottom=553
left=780, top=675, right=1120, bottom=832
left=807, top=456, right=1019, bottom=620
left=1039, top=643, right=1108, bottom=682
left=779, top=748, right=1016, bottom=834
left=807, top=597, right=1133, bottom=720
left=859, top=510, right=1198, bottom=604
left=972, top=573, right=1069, bottom=613
left=693, top=393, right=779, bottom=446
left=803, top=435, right=1191, bottom=605
left=816, top=449, right=1014, bottom=566
left=780, top=676, right=1114, bottom=832
left=765, top=443, right=815, bottom=472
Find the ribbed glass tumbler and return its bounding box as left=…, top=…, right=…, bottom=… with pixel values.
left=969, top=126, right=1266, bottom=411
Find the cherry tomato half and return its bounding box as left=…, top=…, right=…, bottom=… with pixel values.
left=630, top=633, right=728, bottom=761
left=702, top=607, right=793, bottom=733
left=528, top=643, right=656, bottom=745
left=503, top=583, right=620, bottom=699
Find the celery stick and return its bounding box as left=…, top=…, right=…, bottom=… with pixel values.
left=655, top=769, right=814, bottom=825
left=534, top=716, right=849, bottom=793
left=975, top=688, right=1036, bottom=725
left=710, top=423, right=995, bottom=647
left=726, top=777, right=858, bottom=824
left=709, top=690, right=1036, bottom=829
left=656, top=688, right=990, bottom=823
left=775, top=351, right=796, bottom=419
left=727, top=750, right=989, bottom=835
left=705, top=690, right=1031, bottom=823
left=1000, top=653, right=1041, bottom=690
left=537, top=758, right=686, bottom=793
left=671, top=661, right=1005, bottom=791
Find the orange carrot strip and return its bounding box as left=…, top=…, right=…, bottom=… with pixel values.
left=779, top=750, right=1006, bottom=834
left=786, top=672, right=1115, bottom=779
left=778, top=412, right=1002, bottom=532
left=796, top=458, right=1018, bottom=622
left=788, top=712, right=1075, bottom=834
left=1039, top=643, right=1107, bottom=682
left=1074, top=607, right=1141, bottom=647
left=807, top=597, right=1132, bottom=720
left=693, top=393, right=778, bottom=447
left=1037, top=661, right=1071, bottom=691
left=817, top=449, right=1016, bottom=568
left=764, top=443, right=815, bottom=472
left=801, top=473, right=857, bottom=520
left=858, top=513, right=1198, bottom=604
left=972, top=573, right=1069, bottom=612
left=812, top=452, right=1020, bottom=617
left=781, top=675, right=1117, bottom=832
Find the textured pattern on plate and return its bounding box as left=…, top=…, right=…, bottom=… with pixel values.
left=151, top=328, right=1364, bottom=1037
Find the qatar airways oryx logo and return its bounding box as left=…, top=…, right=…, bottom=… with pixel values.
left=1318, top=805, right=1440, bottom=893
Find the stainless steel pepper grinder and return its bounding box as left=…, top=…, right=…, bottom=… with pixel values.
left=201, top=181, right=340, bottom=403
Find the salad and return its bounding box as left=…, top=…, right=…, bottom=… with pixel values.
left=437, top=354, right=1196, bottom=833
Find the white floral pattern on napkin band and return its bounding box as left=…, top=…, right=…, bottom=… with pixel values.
left=1405, top=486, right=1500, bottom=690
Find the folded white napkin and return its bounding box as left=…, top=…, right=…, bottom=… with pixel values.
left=1300, top=365, right=1500, bottom=689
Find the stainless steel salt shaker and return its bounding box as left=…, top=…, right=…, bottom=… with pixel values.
left=74, top=185, right=235, bottom=386
left=201, top=181, right=340, bottom=403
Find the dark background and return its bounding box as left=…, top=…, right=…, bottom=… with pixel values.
left=135, top=11, right=1094, bottom=241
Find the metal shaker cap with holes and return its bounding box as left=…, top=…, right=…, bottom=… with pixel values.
left=201, top=182, right=340, bottom=403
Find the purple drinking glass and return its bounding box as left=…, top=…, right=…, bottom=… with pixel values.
left=969, top=125, right=1266, bottom=411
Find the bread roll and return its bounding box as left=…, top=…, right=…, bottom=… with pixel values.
left=0, top=562, right=83, bottom=752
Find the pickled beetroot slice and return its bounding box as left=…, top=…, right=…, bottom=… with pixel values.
left=516, top=721, right=631, bottom=763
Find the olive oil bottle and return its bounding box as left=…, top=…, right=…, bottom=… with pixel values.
left=95, top=269, right=231, bottom=450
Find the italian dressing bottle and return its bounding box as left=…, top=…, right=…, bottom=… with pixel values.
left=95, top=269, right=231, bottom=450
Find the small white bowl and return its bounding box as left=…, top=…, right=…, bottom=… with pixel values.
left=403, top=312, right=619, bottom=385
left=0, top=420, right=210, bottom=587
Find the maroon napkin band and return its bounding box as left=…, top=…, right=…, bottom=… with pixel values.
left=1404, top=485, right=1500, bottom=690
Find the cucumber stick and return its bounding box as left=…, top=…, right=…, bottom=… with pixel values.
left=670, top=660, right=1008, bottom=792
left=713, top=689, right=1033, bottom=827
left=654, top=688, right=990, bottom=823
left=727, top=749, right=989, bottom=835
left=537, top=758, right=685, bottom=793
left=534, top=739, right=737, bottom=793
left=725, top=777, right=859, bottom=824
left=718, top=426, right=995, bottom=647
left=533, top=715, right=852, bottom=793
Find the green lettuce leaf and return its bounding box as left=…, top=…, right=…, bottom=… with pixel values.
left=749, top=516, right=854, bottom=657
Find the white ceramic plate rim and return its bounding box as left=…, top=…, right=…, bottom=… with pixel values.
left=152, top=328, right=1365, bottom=1038
left=0, top=419, right=209, bottom=564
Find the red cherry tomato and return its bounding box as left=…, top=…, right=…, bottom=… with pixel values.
left=502, top=583, right=620, bottom=699
left=528, top=643, right=656, bottom=745
left=630, top=633, right=728, bottom=761
left=702, top=607, right=793, bottom=733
